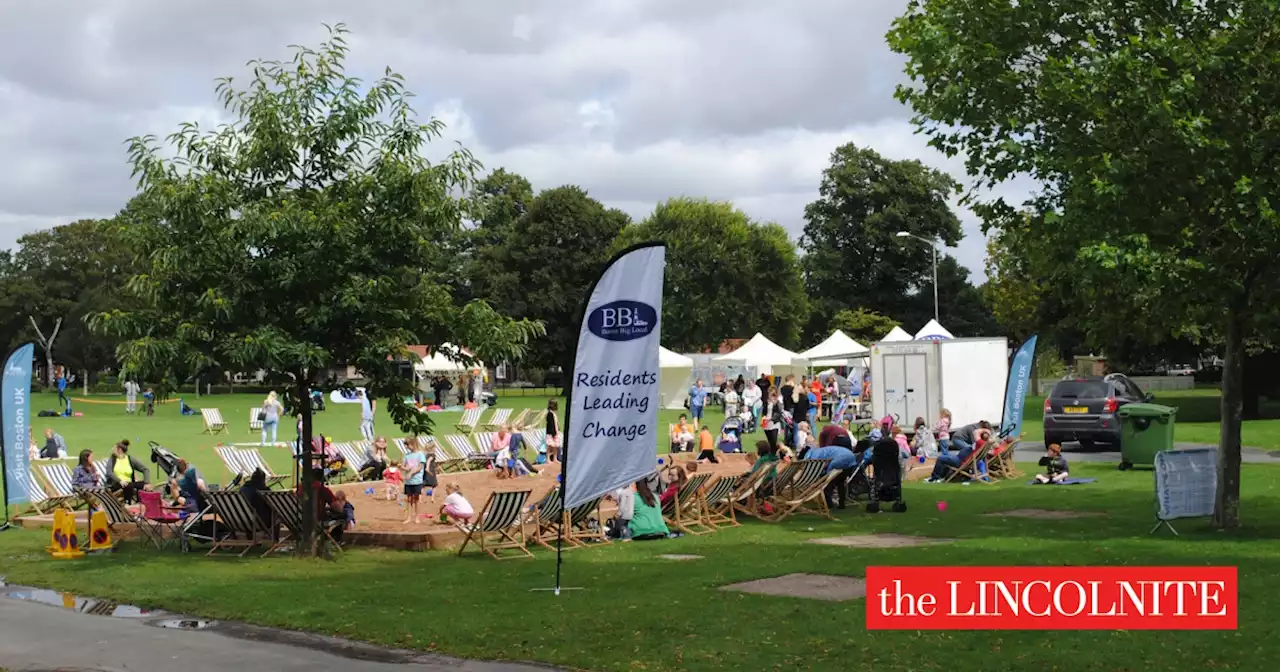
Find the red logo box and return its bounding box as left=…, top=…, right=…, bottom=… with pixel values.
left=865, top=566, right=1237, bottom=630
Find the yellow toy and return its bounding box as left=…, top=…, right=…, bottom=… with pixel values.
left=88, top=510, right=114, bottom=552
left=48, top=509, right=84, bottom=559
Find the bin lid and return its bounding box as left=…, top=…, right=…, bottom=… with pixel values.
left=1116, top=403, right=1177, bottom=419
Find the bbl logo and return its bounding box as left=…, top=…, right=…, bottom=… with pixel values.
left=588, top=301, right=657, bottom=341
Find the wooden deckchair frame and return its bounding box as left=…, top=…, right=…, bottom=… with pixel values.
left=761, top=459, right=836, bottom=523
left=456, top=489, right=533, bottom=560
left=661, top=472, right=714, bottom=535
left=201, top=408, right=229, bottom=434
left=481, top=407, right=512, bottom=431
left=565, top=496, right=609, bottom=545
left=730, top=467, right=772, bottom=519
left=525, top=487, right=569, bottom=550
left=945, top=443, right=993, bottom=483
left=455, top=407, right=482, bottom=434
left=205, top=491, right=269, bottom=557
left=700, top=475, right=742, bottom=528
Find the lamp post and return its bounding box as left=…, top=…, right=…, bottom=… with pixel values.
left=896, top=231, right=939, bottom=322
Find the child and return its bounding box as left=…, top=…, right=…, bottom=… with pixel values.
left=143, top=388, right=156, bottom=416
left=695, top=425, right=719, bottom=463
left=796, top=421, right=816, bottom=450
left=934, top=408, right=953, bottom=455
left=1035, top=444, right=1070, bottom=484
left=891, top=424, right=912, bottom=457
left=439, top=483, right=474, bottom=524
left=382, top=460, right=404, bottom=501
left=607, top=485, right=635, bottom=540
left=335, top=490, right=356, bottom=530
left=912, top=416, right=938, bottom=458
left=671, top=415, right=695, bottom=453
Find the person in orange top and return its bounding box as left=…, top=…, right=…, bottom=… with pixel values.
left=810, top=378, right=823, bottom=419
left=695, top=425, right=720, bottom=463
left=671, top=414, right=695, bottom=453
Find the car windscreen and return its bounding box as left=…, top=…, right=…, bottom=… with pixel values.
left=1051, top=381, right=1110, bottom=398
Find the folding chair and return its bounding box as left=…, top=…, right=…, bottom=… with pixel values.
left=565, top=496, right=609, bottom=545
left=524, top=487, right=567, bottom=550
left=216, top=446, right=251, bottom=479
left=248, top=408, right=264, bottom=433
left=37, top=463, right=88, bottom=508
left=761, top=459, right=837, bottom=523
left=260, top=489, right=342, bottom=555
left=444, top=434, right=491, bottom=471
left=456, top=489, right=533, bottom=560
left=508, top=408, right=531, bottom=431
left=700, top=475, right=742, bottom=528
left=661, top=473, right=714, bottom=535
left=945, top=443, right=993, bottom=483
left=730, top=466, right=772, bottom=519
left=455, top=407, right=482, bottom=434
left=481, top=407, right=511, bottom=431
left=79, top=488, right=146, bottom=547
left=137, top=490, right=185, bottom=549
left=235, top=448, right=290, bottom=489
left=201, top=408, right=229, bottom=434
left=336, top=443, right=371, bottom=481
left=205, top=491, right=268, bottom=557
left=19, top=472, right=78, bottom=515
left=987, top=440, right=1021, bottom=480
left=521, top=429, right=546, bottom=458
left=434, top=436, right=471, bottom=473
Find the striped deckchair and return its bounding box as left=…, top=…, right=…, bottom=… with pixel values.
left=393, top=438, right=411, bottom=458
left=456, top=489, right=533, bottom=560
left=508, top=408, right=531, bottom=431
left=248, top=408, right=264, bottom=433
left=205, top=491, right=268, bottom=557
left=525, top=487, right=567, bottom=550
left=945, top=443, right=993, bottom=483
left=216, top=446, right=251, bottom=479
left=93, top=460, right=110, bottom=478
left=730, top=467, right=773, bottom=519
left=38, top=463, right=82, bottom=500
left=455, top=407, right=482, bottom=434
left=473, top=432, right=496, bottom=453
left=201, top=408, right=229, bottom=434
left=236, top=448, right=290, bottom=489
left=521, top=429, right=546, bottom=455
left=443, top=434, right=491, bottom=471
left=700, top=475, right=742, bottom=528
left=21, top=471, right=78, bottom=515
left=565, top=496, right=608, bottom=545
left=762, top=459, right=836, bottom=523
left=336, top=443, right=370, bottom=481
left=79, top=488, right=142, bottom=548
left=661, top=472, right=714, bottom=535
left=260, top=490, right=342, bottom=555
left=481, top=407, right=511, bottom=431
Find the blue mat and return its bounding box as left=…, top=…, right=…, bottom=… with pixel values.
left=1028, top=477, right=1097, bottom=485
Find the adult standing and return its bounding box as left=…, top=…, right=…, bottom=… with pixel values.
left=733, top=374, right=746, bottom=400
left=688, top=379, right=708, bottom=430
left=260, top=391, right=284, bottom=446
left=456, top=376, right=468, bottom=405
left=762, top=388, right=785, bottom=449
left=741, top=380, right=762, bottom=432
left=358, top=389, right=375, bottom=442
left=123, top=378, right=140, bottom=415
left=469, top=373, right=482, bottom=405
left=545, top=399, right=561, bottom=462
left=756, top=372, right=772, bottom=401
left=105, top=441, right=149, bottom=503
left=779, top=375, right=797, bottom=420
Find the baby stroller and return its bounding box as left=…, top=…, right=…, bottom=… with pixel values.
left=718, top=416, right=743, bottom=453
left=150, top=441, right=182, bottom=481
left=866, top=438, right=907, bottom=513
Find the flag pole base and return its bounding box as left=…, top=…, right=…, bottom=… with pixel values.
left=530, top=587, right=584, bottom=594
left=0, top=522, right=13, bottom=533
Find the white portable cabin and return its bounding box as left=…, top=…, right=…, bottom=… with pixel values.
left=869, top=337, right=1009, bottom=429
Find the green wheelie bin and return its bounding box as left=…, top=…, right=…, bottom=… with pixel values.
left=1115, top=403, right=1177, bottom=470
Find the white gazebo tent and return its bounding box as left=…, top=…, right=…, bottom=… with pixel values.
left=880, top=326, right=914, bottom=342
left=659, top=346, right=695, bottom=409
left=413, top=343, right=483, bottom=374
left=715, top=333, right=807, bottom=378
left=914, top=319, right=955, bottom=341
left=801, top=330, right=869, bottom=368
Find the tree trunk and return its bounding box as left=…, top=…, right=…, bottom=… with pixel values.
left=1212, top=308, right=1244, bottom=529
left=296, top=374, right=318, bottom=555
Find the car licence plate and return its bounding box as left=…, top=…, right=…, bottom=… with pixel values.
left=1063, top=406, right=1088, bottom=414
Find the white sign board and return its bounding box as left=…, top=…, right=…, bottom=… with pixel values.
left=1154, top=448, right=1217, bottom=522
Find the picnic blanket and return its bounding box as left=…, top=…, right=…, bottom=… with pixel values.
left=1028, top=478, right=1097, bottom=485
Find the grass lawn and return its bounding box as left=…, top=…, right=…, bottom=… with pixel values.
left=1, top=460, right=1278, bottom=671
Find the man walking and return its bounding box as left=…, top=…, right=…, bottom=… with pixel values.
left=688, top=379, right=708, bottom=430
left=358, top=389, right=375, bottom=441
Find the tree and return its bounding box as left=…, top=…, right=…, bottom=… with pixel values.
left=800, top=143, right=964, bottom=339
left=612, top=197, right=808, bottom=351
left=829, top=308, right=900, bottom=345
left=2, top=219, right=135, bottom=384
left=469, top=184, right=627, bottom=372
left=889, top=0, right=1280, bottom=527
left=90, top=26, right=542, bottom=554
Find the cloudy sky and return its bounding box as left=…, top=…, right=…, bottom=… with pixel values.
left=0, top=0, right=1032, bottom=278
